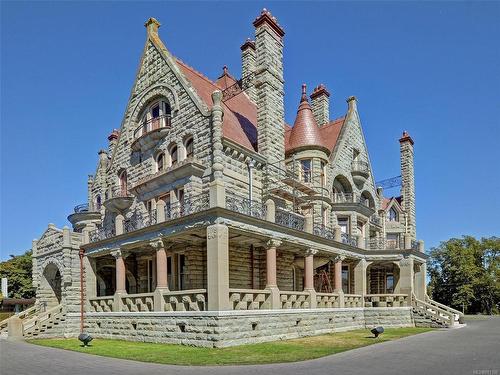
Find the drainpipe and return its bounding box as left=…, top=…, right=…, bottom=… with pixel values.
left=247, top=159, right=255, bottom=202
left=79, top=248, right=85, bottom=333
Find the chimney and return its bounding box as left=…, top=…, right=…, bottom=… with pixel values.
left=399, top=131, right=416, bottom=240
left=240, top=38, right=257, bottom=103
left=253, top=9, right=285, bottom=164
left=310, top=84, right=330, bottom=126
left=108, top=129, right=119, bottom=155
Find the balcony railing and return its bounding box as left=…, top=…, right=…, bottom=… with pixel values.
left=124, top=210, right=157, bottom=233
left=369, top=215, right=382, bottom=226
left=332, top=193, right=370, bottom=207
left=275, top=208, right=305, bottom=231
left=313, top=223, right=335, bottom=240
left=74, top=203, right=89, bottom=213
left=341, top=232, right=358, bottom=247
left=226, top=194, right=267, bottom=220
left=164, top=193, right=210, bottom=221
left=89, top=226, right=115, bottom=243
left=133, top=114, right=172, bottom=139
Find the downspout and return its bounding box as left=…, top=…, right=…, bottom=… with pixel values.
left=79, top=248, right=85, bottom=333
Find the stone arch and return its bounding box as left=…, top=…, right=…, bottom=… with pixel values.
left=361, top=190, right=376, bottom=209
left=40, top=261, right=63, bottom=308
left=96, top=264, right=138, bottom=296
left=332, top=175, right=353, bottom=202
left=366, top=262, right=400, bottom=294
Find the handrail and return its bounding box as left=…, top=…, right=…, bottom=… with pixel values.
left=0, top=304, right=39, bottom=332
left=412, top=294, right=454, bottom=326
left=424, top=295, right=464, bottom=317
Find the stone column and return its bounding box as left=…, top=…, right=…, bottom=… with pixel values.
left=304, top=249, right=317, bottom=308
left=334, top=226, right=342, bottom=242
left=265, top=239, right=281, bottom=309
left=207, top=224, right=230, bottom=310
left=398, top=257, right=414, bottom=298
left=156, top=200, right=166, bottom=223
left=304, top=214, right=313, bottom=234
left=414, top=262, right=427, bottom=299
left=115, top=214, right=124, bottom=236
left=84, top=255, right=97, bottom=309
left=265, top=199, right=275, bottom=222
left=334, top=255, right=345, bottom=307
left=353, top=259, right=367, bottom=297
left=209, top=90, right=226, bottom=209
left=152, top=240, right=170, bottom=311
left=111, top=249, right=129, bottom=311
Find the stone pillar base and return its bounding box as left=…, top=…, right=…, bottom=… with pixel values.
left=305, top=288, right=317, bottom=308
left=154, top=288, right=169, bottom=312
left=7, top=316, right=23, bottom=339
left=113, top=292, right=126, bottom=312
left=209, top=179, right=226, bottom=208
left=266, top=286, right=280, bottom=309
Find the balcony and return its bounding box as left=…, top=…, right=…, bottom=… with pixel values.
left=103, top=191, right=134, bottom=214
left=67, top=203, right=101, bottom=232
left=129, top=157, right=205, bottom=199
left=226, top=194, right=267, bottom=220
left=351, top=161, right=370, bottom=187
left=369, top=214, right=382, bottom=228
left=331, top=193, right=375, bottom=216
left=131, top=115, right=172, bottom=152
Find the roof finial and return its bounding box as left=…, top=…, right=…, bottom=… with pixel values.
left=223, top=65, right=228, bottom=75
left=301, top=84, right=307, bottom=102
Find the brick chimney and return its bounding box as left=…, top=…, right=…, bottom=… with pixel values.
left=108, top=129, right=119, bottom=155
left=310, top=84, right=330, bottom=126
left=399, top=131, right=416, bottom=240
left=253, top=9, right=285, bottom=164
left=240, top=39, right=257, bottom=103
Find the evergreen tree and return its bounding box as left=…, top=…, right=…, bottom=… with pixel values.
left=0, top=250, right=35, bottom=299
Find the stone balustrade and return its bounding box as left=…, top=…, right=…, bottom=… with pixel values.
left=229, top=289, right=271, bottom=310
left=280, top=291, right=311, bottom=309
left=344, top=294, right=363, bottom=307
left=364, top=294, right=409, bottom=307
left=316, top=292, right=340, bottom=308
left=121, top=293, right=155, bottom=312
left=161, top=289, right=207, bottom=311
left=89, top=296, right=115, bottom=312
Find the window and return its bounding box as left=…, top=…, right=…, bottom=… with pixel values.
left=320, top=161, right=326, bottom=186
left=338, top=217, right=349, bottom=234
left=139, top=100, right=171, bottom=134
left=156, top=152, right=165, bottom=172
left=386, top=233, right=399, bottom=249
left=386, top=273, right=394, bottom=293
left=387, top=207, right=398, bottom=222
left=147, top=259, right=154, bottom=292
left=170, top=145, right=178, bottom=166
left=95, top=195, right=102, bottom=210
left=300, top=159, right=312, bottom=182
left=119, top=171, right=127, bottom=196
left=177, top=188, right=184, bottom=204
left=185, top=137, right=194, bottom=158
left=342, top=265, right=350, bottom=293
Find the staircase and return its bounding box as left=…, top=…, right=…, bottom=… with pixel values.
left=411, top=294, right=465, bottom=328
left=0, top=304, right=66, bottom=339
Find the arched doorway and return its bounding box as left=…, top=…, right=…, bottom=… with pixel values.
left=41, top=263, right=63, bottom=307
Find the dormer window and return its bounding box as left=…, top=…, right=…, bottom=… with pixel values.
left=387, top=207, right=398, bottom=222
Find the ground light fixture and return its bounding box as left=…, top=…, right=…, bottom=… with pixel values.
left=78, top=332, right=93, bottom=347
left=371, top=326, right=384, bottom=338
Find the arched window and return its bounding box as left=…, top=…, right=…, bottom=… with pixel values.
left=170, top=145, right=178, bottom=166
left=387, top=207, right=398, bottom=222
left=95, top=195, right=102, bottom=210
left=139, top=100, right=172, bottom=135
left=156, top=152, right=165, bottom=172
left=119, top=171, right=128, bottom=196
left=185, top=137, right=194, bottom=158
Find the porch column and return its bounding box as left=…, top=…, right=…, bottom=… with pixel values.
left=304, top=249, right=317, bottom=308
left=414, top=261, right=427, bottom=299
left=207, top=224, right=230, bottom=310
left=399, top=256, right=414, bottom=299
left=111, top=249, right=129, bottom=311
left=334, top=255, right=345, bottom=307
left=115, top=214, right=124, bottom=236
left=353, top=259, right=367, bottom=297
left=152, top=240, right=170, bottom=311
left=83, top=255, right=97, bottom=301
left=265, top=239, right=281, bottom=309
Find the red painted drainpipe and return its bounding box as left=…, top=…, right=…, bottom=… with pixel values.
left=79, top=248, right=85, bottom=333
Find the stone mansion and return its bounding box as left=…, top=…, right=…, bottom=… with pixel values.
left=2, top=10, right=463, bottom=346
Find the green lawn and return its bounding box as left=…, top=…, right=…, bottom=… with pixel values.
left=29, top=327, right=433, bottom=366
left=0, top=312, right=14, bottom=322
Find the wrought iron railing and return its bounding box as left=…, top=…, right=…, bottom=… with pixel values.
left=341, top=232, right=358, bottom=247
left=313, top=223, right=335, bottom=240
left=225, top=194, right=267, bottom=220
left=275, top=209, right=305, bottom=231
left=74, top=203, right=89, bottom=213
left=351, top=160, right=369, bottom=173
left=164, top=193, right=210, bottom=221
left=124, top=210, right=157, bottom=233
left=133, top=114, right=172, bottom=138
left=332, top=192, right=371, bottom=208
left=89, top=226, right=115, bottom=243
left=370, top=215, right=381, bottom=226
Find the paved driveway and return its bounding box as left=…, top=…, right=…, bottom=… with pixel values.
left=1, top=317, right=499, bottom=375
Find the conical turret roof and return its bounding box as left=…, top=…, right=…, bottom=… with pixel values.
left=287, top=84, right=330, bottom=155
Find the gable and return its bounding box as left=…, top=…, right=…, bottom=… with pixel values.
left=35, top=225, right=63, bottom=257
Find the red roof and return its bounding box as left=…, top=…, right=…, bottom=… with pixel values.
left=382, top=196, right=402, bottom=210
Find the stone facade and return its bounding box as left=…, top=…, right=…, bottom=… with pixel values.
left=17, top=10, right=459, bottom=347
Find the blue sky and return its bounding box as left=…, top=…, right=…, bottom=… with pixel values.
left=1, top=1, right=499, bottom=260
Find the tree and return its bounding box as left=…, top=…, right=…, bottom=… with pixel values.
left=0, top=250, right=35, bottom=299
left=428, top=236, right=500, bottom=315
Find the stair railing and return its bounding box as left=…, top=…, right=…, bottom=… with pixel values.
left=23, top=304, right=65, bottom=336
left=0, top=304, right=39, bottom=332
left=411, top=293, right=455, bottom=327
left=424, top=295, right=464, bottom=323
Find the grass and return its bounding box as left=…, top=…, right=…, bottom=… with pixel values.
left=28, top=327, right=433, bottom=366
left=0, top=312, right=14, bottom=322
